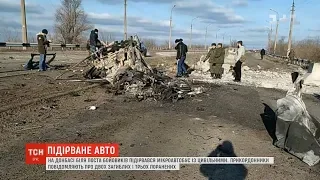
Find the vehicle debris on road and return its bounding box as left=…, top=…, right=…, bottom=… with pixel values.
left=62, top=35, right=203, bottom=102
left=274, top=72, right=320, bottom=166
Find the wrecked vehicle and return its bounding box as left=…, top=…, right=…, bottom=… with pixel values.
left=62, top=35, right=198, bottom=102
left=274, top=72, right=320, bottom=166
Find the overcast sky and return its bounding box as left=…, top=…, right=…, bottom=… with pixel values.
left=0, top=0, right=319, bottom=49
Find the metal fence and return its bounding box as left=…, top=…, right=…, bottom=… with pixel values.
left=267, top=53, right=311, bottom=69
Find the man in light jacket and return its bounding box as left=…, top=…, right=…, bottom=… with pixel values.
left=234, top=41, right=245, bottom=82
left=37, top=29, right=51, bottom=71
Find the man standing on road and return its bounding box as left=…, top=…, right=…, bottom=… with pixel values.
left=260, top=48, right=266, bottom=60
left=89, top=29, right=100, bottom=60
left=37, top=29, right=51, bottom=71
left=288, top=49, right=295, bottom=64
left=234, top=41, right=245, bottom=82
left=175, top=38, right=188, bottom=77
left=213, top=43, right=225, bottom=79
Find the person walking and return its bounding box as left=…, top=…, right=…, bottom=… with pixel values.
left=37, top=29, right=51, bottom=71
left=260, top=48, right=266, bottom=60
left=234, top=41, right=245, bottom=82
left=175, top=39, right=188, bottom=77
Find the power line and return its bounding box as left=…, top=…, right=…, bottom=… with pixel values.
left=287, top=0, right=295, bottom=56
left=20, top=0, right=28, bottom=50
left=124, top=0, right=127, bottom=40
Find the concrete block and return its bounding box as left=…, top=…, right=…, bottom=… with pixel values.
left=303, top=63, right=320, bottom=87
left=224, top=47, right=237, bottom=65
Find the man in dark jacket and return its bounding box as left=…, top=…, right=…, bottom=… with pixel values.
left=37, top=29, right=50, bottom=71
left=89, top=29, right=99, bottom=59
left=260, top=48, right=266, bottom=60
left=204, top=43, right=216, bottom=78
left=175, top=39, right=188, bottom=77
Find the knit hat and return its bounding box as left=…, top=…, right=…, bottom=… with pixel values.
left=42, top=29, right=48, bottom=34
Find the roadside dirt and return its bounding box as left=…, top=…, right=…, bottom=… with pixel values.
left=0, top=51, right=319, bottom=180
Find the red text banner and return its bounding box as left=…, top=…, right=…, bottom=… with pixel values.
left=26, top=143, right=119, bottom=165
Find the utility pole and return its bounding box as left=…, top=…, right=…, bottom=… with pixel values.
left=270, top=9, right=279, bottom=54
left=190, top=16, right=198, bottom=49
left=215, top=29, right=220, bottom=42
left=20, top=0, right=28, bottom=50
left=274, top=19, right=279, bottom=54
left=124, top=0, right=127, bottom=40
left=270, top=24, right=273, bottom=52
left=222, top=33, right=225, bottom=44
left=205, top=27, right=208, bottom=50
left=287, top=0, right=295, bottom=57
left=267, top=28, right=271, bottom=50
left=204, top=24, right=212, bottom=50
left=169, top=5, right=176, bottom=49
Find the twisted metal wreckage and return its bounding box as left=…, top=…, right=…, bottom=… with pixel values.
left=274, top=72, right=320, bottom=166
left=57, top=36, right=200, bottom=102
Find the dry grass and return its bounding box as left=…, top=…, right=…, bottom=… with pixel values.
left=270, top=37, right=320, bottom=62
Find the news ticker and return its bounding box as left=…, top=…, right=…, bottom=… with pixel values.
left=46, top=157, right=274, bottom=170
left=26, top=143, right=274, bottom=171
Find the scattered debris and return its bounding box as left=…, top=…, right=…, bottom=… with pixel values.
left=89, top=106, right=97, bottom=110
left=257, top=65, right=261, bottom=69
left=15, top=125, right=43, bottom=133
left=74, top=35, right=201, bottom=102
left=76, top=131, right=82, bottom=137
left=243, top=66, right=250, bottom=71
left=84, top=99, right=96, bottom=102
left=274, top=72, right=320, bottom=166
left=188, top=129, right=214, bottom=140
left=196, top=107, right=205, bottom=111
left=69, top=91, right=81, bottom=97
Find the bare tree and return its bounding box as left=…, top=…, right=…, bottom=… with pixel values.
left=54, top=0, right=92, bottom=44
left=230, top=40, right=238, bottom=48
left=1, top=28, right=21, bottom=42
left=27, top=32, right=37, bottom=43
left=142, top=38, right=157, bottom=50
